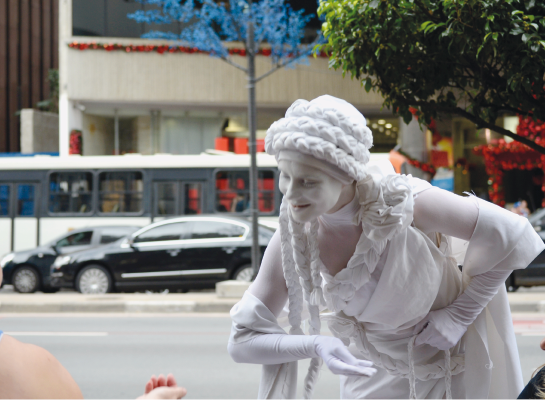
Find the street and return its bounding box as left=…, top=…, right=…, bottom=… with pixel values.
left=1, top=313, right=544, bottom=399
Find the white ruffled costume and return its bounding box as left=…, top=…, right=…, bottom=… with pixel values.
left=228, top=96, right=545, bottom=399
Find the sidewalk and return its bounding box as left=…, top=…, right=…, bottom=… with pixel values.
left=1, top=288, right=545, bottom=313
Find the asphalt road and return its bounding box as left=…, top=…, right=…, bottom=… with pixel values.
left=1, top=313, right=545, bottom=399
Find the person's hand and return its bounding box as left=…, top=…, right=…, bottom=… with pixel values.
left=313, top=336, right=376, bottom=377
left=413, top=308, right=468, bottom=350
left=137, top=374, right=187, bottom=399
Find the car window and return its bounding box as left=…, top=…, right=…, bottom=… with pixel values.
left=134, top=222, right=191, bottom=243
left=190, top=221, right=246, bottom=239
left=57, top=231, right=93, bottom=248
left=100, top=227, right=138, bottom=244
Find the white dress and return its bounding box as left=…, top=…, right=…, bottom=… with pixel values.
left=230, top=163, right=544, bottom=399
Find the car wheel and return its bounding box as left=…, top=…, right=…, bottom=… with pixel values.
left=76, top=265, right=112, bottom=294
left=13, top=266, right=40, bottom=293
left=233, top=264, right=253, bottom=282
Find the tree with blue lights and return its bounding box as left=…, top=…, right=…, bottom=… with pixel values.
left=129, top=0, right=322, bottom=275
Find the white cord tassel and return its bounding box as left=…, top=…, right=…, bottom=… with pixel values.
left=445, top=349, right=452, bottom=400
left=407, top=336, right=453, bottom=400
left=407, top=336, right=417, bottom=400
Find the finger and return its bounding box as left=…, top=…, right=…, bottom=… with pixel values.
left=356, top=359, right=374, bottom=368
left=150, top=375, right=158, bottom=391
left=166, top=373, right=177, bottom=388
left=330, top=346, right=360, bottom=366
left=157, top=374, right=167, bottom=387
left=328, top=359, right=377, bottom=376
left=145, top=380, right=154, bottom=394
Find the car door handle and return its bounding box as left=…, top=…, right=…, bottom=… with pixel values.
left=167, top=249, right=182, bottom=257
left=222, top=247, right=236, bottom=254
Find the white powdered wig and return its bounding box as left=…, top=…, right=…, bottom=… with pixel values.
left=266, top=95, right=374, bottom=399
left=265, top=95, right=373, bottom=182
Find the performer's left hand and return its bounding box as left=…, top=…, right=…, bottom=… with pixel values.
left=412, top=308, right=467, bottom=350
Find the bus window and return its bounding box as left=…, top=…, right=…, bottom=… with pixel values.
left=0, top=185, right=10, bottom=216
left=17, top=185, right=35, bottom=216
left=49, top=172, right=93, bottom=214
left=184, top=183, right=202, bottom=214
left=99, top=171, right=143, bottom=214
left=215, top=170, right=275, bottom=213
left=156, top=182, right=177, bottom=215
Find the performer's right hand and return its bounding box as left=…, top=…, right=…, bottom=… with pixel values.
left=313, top=336, right=377, bottom=377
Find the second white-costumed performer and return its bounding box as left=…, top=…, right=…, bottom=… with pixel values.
left=227, top=95, right=544, bottom=399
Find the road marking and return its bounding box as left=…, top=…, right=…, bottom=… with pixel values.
left=5, top=332, right=108, bottom=337
left=513, top=316, right=545, bottom=335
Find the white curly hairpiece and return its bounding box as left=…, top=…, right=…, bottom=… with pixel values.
left=270, top=96, right=374, bottom=399
left=265, top=96, right=373, bottom=182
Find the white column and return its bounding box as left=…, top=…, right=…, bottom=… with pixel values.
left=58, top=0, right=72, bottom=157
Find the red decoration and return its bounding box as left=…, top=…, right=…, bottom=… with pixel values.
left=68, top=41, right=329, bottom=58
left=474, top=116, right=545, bottom=207
left=69, top=130, right=82, bottom=155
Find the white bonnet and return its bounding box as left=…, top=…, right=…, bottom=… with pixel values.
left=265, top=95, right=373, bottom=182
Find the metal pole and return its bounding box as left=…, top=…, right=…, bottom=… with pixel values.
left=150, top=110, right=155, bottom=155
left=114, top=108, right=120, bottom=155
left=247, top=2, right=260, bottom=278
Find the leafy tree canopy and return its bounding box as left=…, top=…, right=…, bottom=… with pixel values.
left=318, top=0, right=545, bottom=153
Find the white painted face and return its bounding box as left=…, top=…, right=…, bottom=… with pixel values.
left=278, top=160, right=344, bottom=223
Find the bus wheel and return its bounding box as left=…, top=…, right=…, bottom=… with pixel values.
left=13, top=266, right=40, bottom=293
left=233, top=264, right=253, bottom=282
left=76, top=265, right=112, bottom=294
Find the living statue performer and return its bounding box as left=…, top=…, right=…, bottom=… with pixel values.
left=228, top=95, right=544, bottom=399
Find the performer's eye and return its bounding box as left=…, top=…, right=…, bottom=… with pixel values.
left=302, top=180, right=318, bottom=188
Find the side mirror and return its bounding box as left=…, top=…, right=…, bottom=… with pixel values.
left=127, top=238, right=135, bottom=247
left=51, top=245, right=59, bottom=254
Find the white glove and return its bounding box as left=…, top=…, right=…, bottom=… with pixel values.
left=314, top=336, right=376, bottom=376
left=413, top=270, right=511, bottom=350
left=229, top=332, right=376, bottom=377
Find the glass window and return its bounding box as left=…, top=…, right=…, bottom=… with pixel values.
left=134, top=222, right=191, bottom=243
left=17, top=185, right=35, bottom=216
left=215, top=170, right=275, bottom=213
left=0, top=185, right=10, bottom=216
left=184, top=183, right=202, bottom=215
left=191, top=221, right=246, bottom=239
left=99, top=171, right=143, bottom=214
left=99, top=227, right=138, bottom=244
left=57, top=231, right=93, bottom=248
left=156, top=182, right=177, bottom=215
left=49, top=172, right=93, bottom=214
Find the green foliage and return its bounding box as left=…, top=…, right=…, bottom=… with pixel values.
left=37, top=69, right=59, bottom=114
left=318, top=0, right=545, bottom=150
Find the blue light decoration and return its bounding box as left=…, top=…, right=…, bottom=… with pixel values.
left=127, top=0, right=323, bottom=70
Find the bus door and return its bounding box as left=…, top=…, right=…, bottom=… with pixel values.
left=0, top=182, right=40, bottom=253
left=153, top=181, right=205, bottom=219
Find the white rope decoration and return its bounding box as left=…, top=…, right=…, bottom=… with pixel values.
left=279, top=198, right=305, bottom=336
left=408, top=336, right=417, bottom=399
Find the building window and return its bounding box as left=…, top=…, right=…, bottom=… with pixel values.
left=49, top=172, right=93, bottom=214
left=99, top=171, right=143, bottom=214
left=215, top=170, right=275, bottom=213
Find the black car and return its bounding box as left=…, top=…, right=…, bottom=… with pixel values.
left=1, top=226, right=140, bottom=293
left=50, top=216, right=275, bottom=294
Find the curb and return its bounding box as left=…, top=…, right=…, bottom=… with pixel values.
left=0, top=300, right=238, bottom=313
left=1, top=299, right=545, bottom=314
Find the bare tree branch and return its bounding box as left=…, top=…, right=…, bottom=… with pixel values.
left=220, top=55, right=248, bottom=73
